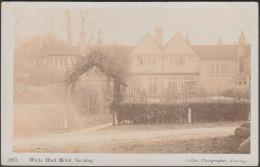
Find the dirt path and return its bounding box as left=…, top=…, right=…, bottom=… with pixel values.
left=13, top=122, right=239, bottom=152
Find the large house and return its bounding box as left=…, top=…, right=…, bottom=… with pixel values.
left=31, top=27, right=251, bottom=103
left=128, top=27, right=251, bottom=103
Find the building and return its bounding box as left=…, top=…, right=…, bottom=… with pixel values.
left=128, top=27, right=251, bottom=103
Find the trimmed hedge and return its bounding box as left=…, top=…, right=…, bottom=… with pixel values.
left=110, top=102, right=250, bottom=124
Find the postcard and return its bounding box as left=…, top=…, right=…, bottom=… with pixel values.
left=1, top=2, right=258, bottom=166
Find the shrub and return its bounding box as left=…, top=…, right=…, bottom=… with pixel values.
left=111, top=102, right=250, bottom=124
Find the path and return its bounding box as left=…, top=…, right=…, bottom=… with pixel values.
left=13, top=122, right=238, bottom=152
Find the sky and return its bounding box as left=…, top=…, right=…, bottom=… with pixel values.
left=15, top=4, right=251, bottom=47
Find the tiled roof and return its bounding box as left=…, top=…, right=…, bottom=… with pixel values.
left=191, top=45, right=251, bottom=60
left=39, top=37, right=81, bottom=57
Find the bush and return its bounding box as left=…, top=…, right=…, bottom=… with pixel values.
left=111, top=102, right=250, bottom=124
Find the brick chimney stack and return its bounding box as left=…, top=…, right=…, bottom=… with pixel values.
left=155, top=26, right=163, bottom=47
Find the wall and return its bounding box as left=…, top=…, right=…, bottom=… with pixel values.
left=199, top=59, right=237, bottom=93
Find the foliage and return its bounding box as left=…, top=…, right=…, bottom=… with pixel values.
left=222, top=89, right=235, bottom=97
left=111, top=102, right=250, bottom=124
left=68, top=46, right=130, bottom=105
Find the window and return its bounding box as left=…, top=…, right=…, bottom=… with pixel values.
left=208, top=66, right=215, bottom=74
left=148, top=56, right=151, bottom=65
left=50, top=58, right=53, bottom=66
left=242, top=77, right=247, bottom=85
left=221, top=66, right=229, bottom=74
left=153, top=57, right=156, bottom=65
left=179, top=56, right=182, bottom=65
left=148, top=77, right=158, bottom=94
left=184, top=76, right=196, bottom=93
left=184, top=76, right=195, bottom=81
left=59, top=58, right=63, bottom=66
left=208, top=65, right=229, bottom=75
left=64, top=58, right=67, bottom=67
left=169, top=57, right=173, bottom=65
left=168, top=77, right=178, bottom=91
left=144, top=56, right=147, bottom=65
left=143, top=56, right=156, bottom=65
left=55, top=57, right=58, bottom=66
left=174, top=56, right=178, bottom=65
left=182, top=56, right=186, bottom=65
left=135, top=80, right=141, bottom=94
left=169, top=56, right=186, bottom=65
left=216, top=65, right=220, bottom=74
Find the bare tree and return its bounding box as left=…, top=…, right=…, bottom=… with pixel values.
left=80, top=9, right=88, bottom=33
left=64, top=9, right=72, bottom=47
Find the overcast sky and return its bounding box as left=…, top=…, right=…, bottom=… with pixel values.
left=15, top=3, right=251, bottom=47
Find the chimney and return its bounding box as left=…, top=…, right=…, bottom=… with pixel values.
left=238, top=29, right=246, bottom=46
left=218, top=37, right=223, bottom=45
left=155, top=26, right=163, bottom=47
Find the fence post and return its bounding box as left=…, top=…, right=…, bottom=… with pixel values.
left=188, top=108, right=192, bottom=123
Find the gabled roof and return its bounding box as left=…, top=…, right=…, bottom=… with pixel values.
left=130, top=32, right=162, bottom=56
left=163, top=32, right=201, bottom=61
left=163, top=32, right=190, bottom=50
left=191, top=45, right=251, bottom=60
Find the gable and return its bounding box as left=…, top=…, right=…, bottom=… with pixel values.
left=163, top=33, right=199, bottom=58
left=130, top=33, right=162, bottom=56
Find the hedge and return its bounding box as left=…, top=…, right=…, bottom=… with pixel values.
left=110, top=102, right=250, bottom=124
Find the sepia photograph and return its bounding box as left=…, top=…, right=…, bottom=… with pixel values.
left=1, top=2, right=258, bottom=166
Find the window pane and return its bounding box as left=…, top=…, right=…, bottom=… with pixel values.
left=153, top=56, right=156, bottom=65
left=174, top=57, right=178, bottom=65
left=168, top=81, right=172, bottom=88
left=179, top=56, right=182, bottom=65
left=59, top=58, right=63, bottom=66
left=216, top=65, right=220, bottom=74
left=148, top=56, right=151, bottom=65
left=170, top=57, right=173, bottom=64
left=153, top=82, right=157, bottom=94
left=182, top=56, right=186, bottom=64
left=144, top=56, right=147, bottom=65
left=148, top=81, right=152, bottom=94
left=55, top=58, right=58, bottom=66
left=64, top=58, right=67, bottom=66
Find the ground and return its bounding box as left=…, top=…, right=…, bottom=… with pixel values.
left=13, top=121, right=248, bottom=153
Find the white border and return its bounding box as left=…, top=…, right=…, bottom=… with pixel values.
left=1, top=2, right=259, bottom=166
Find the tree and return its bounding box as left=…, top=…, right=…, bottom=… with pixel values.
left=66, top=46, right=130, bottom=124
left=64, top=9, right=72, bottom=47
